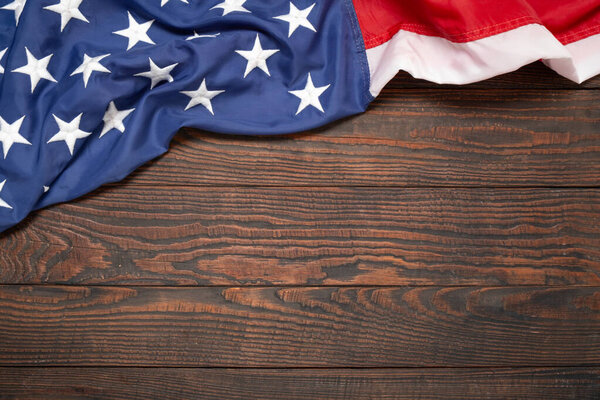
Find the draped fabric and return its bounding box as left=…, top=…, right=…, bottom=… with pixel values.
left=353, top=0, right=600, bottom=95
left=0, top=0, right=598, bottom=232
left=0, top=0, right=370, bottom=232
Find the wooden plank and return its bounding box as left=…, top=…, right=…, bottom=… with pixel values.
left=389, top=62, right=600, bottom=90
left=121, top=89, right=600, bottom=187
left=0, top=285, right=598, bottom=367
left=0, top=367, right=598, bottom=400
left=2, top=187, right=599, bottom=286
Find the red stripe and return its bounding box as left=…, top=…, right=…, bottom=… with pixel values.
left=536, top=1, right=600, bottom=44
left=352, top=0, right=600, bottom=48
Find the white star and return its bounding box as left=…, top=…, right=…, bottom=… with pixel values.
left=0, top=115, right=30, bottom=159
left=289, top=73, right=330, bottom=115
left=1, top=0, right=27, bottom=25
left=210, top=0, right=250, bottom=16
left=12, top=47, right=57, bottom=93
left=274, top=2, right=316, bottom=37
left=181, top=79, right=225, bottom=114
left=100, top=101, right=135, bottom=138
left=235, top=34, right=279, bottom=78
left=186, top=32, right=220, bottom=40
left=0, top=48, right=6, bottom=74
left=43, top=185, right=50, bottom=193
left=44, top=0, right=89, bottom=32
left=134, top=58, right=178, bottom=89
left=71, top=53, right=110, bottom=87
left=161, top=0, right=188, bottom=6
left=113, top=11, right=155, bottom=51
left=47, top=114, right=92, bottom=156
left=0, top=180, right=12, bottom=209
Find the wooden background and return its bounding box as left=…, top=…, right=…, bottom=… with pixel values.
left=1, top=62, right=599, bottom=399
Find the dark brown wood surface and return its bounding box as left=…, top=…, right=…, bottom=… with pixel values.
left=1, top=285, right=599, bottom=367
left=1, top=62, right=599, bottom=398
left=1, top=368, right=598, bottom=400
left=2, top=187, right=599, bottom=286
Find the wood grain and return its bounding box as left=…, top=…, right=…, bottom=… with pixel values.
left=1, top=285, right=598, bottom=367
left=0, top=368, right=598, bottom=400
left=2, top=187, right=599, bottom=286
left=117, top=89, right=600, bottom=187
left=2, top=63, right=599, bottom=397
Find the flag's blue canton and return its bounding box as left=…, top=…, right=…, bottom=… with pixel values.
left=0, top=0, right=371, bottom=232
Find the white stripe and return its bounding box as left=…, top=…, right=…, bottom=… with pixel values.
left=365, top=24, right=598, bottom=97
left=544, top=33, right=600, bottom=84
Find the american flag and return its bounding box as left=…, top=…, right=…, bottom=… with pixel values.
left=0, top=0, right=598, bottom=232
left=0, top=0, right=371, bottom=232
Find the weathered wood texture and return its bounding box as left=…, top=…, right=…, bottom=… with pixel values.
left=2, top=187, right=599, bottom=286
left=1, top=285, right=598, bottom=367
left=1, top=66, right=599, bottom=397
left=113, top=88, right=600, bottom=188
left=0, top=368, right=598, bottom=400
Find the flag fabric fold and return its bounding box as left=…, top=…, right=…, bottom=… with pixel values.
left=354, top=0, right=600, bottom=95
left=0, top=0, right=598, bottom=232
